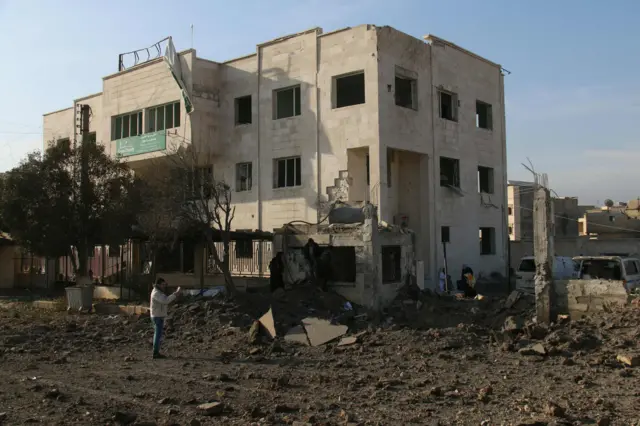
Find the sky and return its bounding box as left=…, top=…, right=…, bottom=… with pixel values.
left=1, top=0, right=639, bottom=205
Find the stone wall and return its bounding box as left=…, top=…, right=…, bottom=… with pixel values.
left=554, top=279, right=629, bottom=316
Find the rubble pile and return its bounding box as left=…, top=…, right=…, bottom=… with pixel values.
left=1, top=290, right=640, bottom=424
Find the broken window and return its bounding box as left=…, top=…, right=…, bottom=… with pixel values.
left=274, top=85, right=301, bottom=119
left=395, top=75, right=417, bottom=109
left=112, top=111, right=143, bottom=141
left=235, top=240, right=254, bottom=259
left=440, top=157, right=460, bottom=188
left=236, top=162, right=252, bottom=192
left=478, top=166, right=494, bottom=194
left=439, top=90, right=457, bottom=121
left=274, top=156, right=301, bottom=188
left=147, top=101, right=181, bottom=133
left=508, top=206, right=513, bottom=215
left=334, top=71, right=365, bottom=108
left=329, top=246, right=356, bottom=283
left=381, top=246, right=401, bottom=284
left=235, top=95, right=252, bottom=125
left=441, top=226, right=450, bottom=243
left=479, top=227, right=496, bottom=255
left=476, top=100, right=492, bottom=130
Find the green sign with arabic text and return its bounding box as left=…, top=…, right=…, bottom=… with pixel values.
left=116, top=131, right=166, bottom=157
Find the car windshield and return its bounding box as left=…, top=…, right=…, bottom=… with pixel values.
left=580, top=259, right=622, bottom=280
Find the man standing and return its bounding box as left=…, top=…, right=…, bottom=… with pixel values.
left=150, top=278, right=181, bottom=359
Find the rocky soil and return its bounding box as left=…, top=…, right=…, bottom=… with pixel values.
left=1, top=286, right=640, bottom=425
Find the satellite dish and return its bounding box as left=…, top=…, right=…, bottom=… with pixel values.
left=604, top=199, right=614, bottom=208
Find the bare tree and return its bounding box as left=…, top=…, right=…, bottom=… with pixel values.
left=137, top=145, right=237, bottom=296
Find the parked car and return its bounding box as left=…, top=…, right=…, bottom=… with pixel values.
left=515, top=256, right=578, bottom=293
left=573, top=256, right=640, bottom=293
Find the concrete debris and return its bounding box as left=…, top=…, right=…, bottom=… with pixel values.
left=258, top=307, right=277, bottom=339
left=284, top=325, right=310, bottom=346
left=617, top=353, right=640, bottom=367
left=503, top=316, right=524, bottom=332
left=505, top=291, right=522, bottom=309
left=543, top=400, right=566, bottom=418
left=197, top=402, right=224, bottom=416
left=518, top=343, right=546, bottom=356
left=301, top=317, right=348, bottom=347
left=248, top=321, right=260, bottom=344
left=338, top=336, right=358, bottom=346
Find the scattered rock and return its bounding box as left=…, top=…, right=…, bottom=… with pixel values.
left=166, top=407, right=179, bottom=415
left=44, top=388, right=61, bottom=399
left=519, top=343, right=546, bottom=356
left=274, top=403, right=299, bottom=413
left=597, top=416, right=611, bottom=426
left=113, top=411, right=138, bottom=425
left=617, top=353, right=640, bottom=367
left=197, top=402, right=224, bottom=416
left=503, top=316, right=524, bottom=332
left=124, top=356, right=134, bottom=362
left=429, top=387, right=442, bottom=397
left=544, top=401, right=566, bottom=418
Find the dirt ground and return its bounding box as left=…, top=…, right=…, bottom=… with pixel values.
left=1, top=286, right=639, bottom=426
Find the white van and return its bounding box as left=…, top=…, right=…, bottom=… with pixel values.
left=515, top=256, right=578, bottom=293
left=573, top=256, right=640, bottom=293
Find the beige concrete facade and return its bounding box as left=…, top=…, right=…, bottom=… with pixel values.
left=42, top=24, right=508, bottom=286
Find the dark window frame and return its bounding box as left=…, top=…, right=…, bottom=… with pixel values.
left=381, top=245, right=402, bottom=284
left=440, top=157, right=460, bottom=188
left=334, top=71, right=366, bottom=109
left=274, top=156, right=302, bottom=188
left=236, top=162, right=253, bottom=192
left=235, top=95, right=252, bottom=125
left=274, top=85, right=301, bottom=119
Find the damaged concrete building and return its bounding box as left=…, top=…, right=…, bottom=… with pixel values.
left=42, top=25, right=508, bottom=297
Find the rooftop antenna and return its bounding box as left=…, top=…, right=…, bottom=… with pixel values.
left=191, top=24, right=194, bottom=49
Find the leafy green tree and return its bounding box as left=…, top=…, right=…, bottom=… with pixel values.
left=0, top=139, right=141, bottom=283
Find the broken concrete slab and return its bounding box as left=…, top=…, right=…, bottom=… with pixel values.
left=197, top=402, right=224, bottom=416
left=258, top=307, right=276, bottom=339
left=302, top=317, right=348, bottom=347
left=338, top=336, right=358, bottom=346
left=519, top=343, right=546, bottom=356
left=284, top=325, right=310, bottom=346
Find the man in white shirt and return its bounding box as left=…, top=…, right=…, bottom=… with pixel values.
left=150, top=278, right=181, bottom=359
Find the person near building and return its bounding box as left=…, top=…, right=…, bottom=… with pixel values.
left=269, top=252, right=285, bottom=292
left=150, top=278, right=181, bottom=359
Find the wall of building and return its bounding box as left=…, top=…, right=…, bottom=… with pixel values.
left=376, top=27, right=507, bottom=283
left=43, top=107, right=74, bottom=148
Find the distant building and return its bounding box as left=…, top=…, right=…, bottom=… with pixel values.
left=507, top=180, right=578, bottom=241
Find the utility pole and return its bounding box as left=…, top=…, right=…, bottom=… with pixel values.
left=533, top=173, right=556, bottom=324
left=75, top=103, right=91, bottom=283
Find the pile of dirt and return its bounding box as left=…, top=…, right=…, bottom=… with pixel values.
left=2, top=292, right=640, bottom=424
